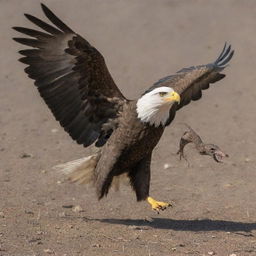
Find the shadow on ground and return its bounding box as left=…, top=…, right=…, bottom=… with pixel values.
left=94, top=218, right=256, bottom=232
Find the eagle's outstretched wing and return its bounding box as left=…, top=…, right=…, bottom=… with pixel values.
left=151, top=43, right=234, bottom=125
left=13, top=4, right=126, bottom=147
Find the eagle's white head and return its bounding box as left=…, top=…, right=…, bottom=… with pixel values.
left=136, top=86, right=180, bottom=127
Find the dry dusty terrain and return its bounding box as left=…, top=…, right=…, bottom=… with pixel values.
left=1, top=0, right=256, bottom=255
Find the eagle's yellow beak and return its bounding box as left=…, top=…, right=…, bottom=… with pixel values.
left=164, top=91, right=181, bottom=104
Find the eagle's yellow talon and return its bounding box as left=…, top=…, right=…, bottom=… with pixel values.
left=147, top=196, right=172, bottom=213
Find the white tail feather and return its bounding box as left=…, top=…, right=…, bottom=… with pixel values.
left=53, top=154, right=99, bottom=184
left=54, top=153, right=129, bottom=190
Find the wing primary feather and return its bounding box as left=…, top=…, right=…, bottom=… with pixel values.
left=216, top=44, right=231, bottom=63
left=215, top=42, right=227, bottom=63
left=41, top=4, right=74, bottom=33
left=19, top=49, right=42, bottom=56
left=214, top=43, right=234, bottom=67
left=24, top=13, right=62, bottom=35
left=217, top=50, right=234, bottom=67
left=13, top=37, right=44, bottom=47
left=13, top=26, right=52, bottom=39
left=18, top=56, right=41, bottom=64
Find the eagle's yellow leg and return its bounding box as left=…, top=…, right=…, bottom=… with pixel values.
left=147, top=196, right=172, bottom=213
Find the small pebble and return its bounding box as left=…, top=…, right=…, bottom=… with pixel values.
left=92, top=244, right=101, bottom=248
left=25, top=210, right=34, bottom=215
left=58, top=212, right=66, bottom=218
left=62, top=205, right=74, bottom=209
left=229, top=254, right=237, bottom=256
left=51, top=128, right=59, bottom=133
left=72, top=205, right=83, bottom=213
left=29, top=238, right=41, bottom=243
left=0, top=212, right=4, bottom=218
left=164, top=163, right=171, bottom=169
left=44, top=249, right=54, bottom=254
left=245, top=157, right=251, bottom=162
left=208, top=252, right=215, bottom=255
left=144, top=216, right=153, bottom=222
left=20, top=153, right=33, bottom=158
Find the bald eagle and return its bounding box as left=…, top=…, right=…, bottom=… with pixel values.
left=13, top=4, right=234, bottom=212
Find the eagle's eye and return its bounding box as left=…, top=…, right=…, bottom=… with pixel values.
left=159, top=92, right=168, bottom=97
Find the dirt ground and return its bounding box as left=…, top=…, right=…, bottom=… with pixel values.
left=1, top=0, right=256, bottom=255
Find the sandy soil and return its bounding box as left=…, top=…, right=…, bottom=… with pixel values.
left=1, top=0, right=256, bottom=255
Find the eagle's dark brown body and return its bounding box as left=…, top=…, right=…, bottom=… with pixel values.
left=95, top=101, right=164, bottom=200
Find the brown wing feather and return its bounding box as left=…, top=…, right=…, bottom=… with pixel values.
left=151, top=43, right=234, bottom=126
left=13, top=4, right=126, bottom=147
